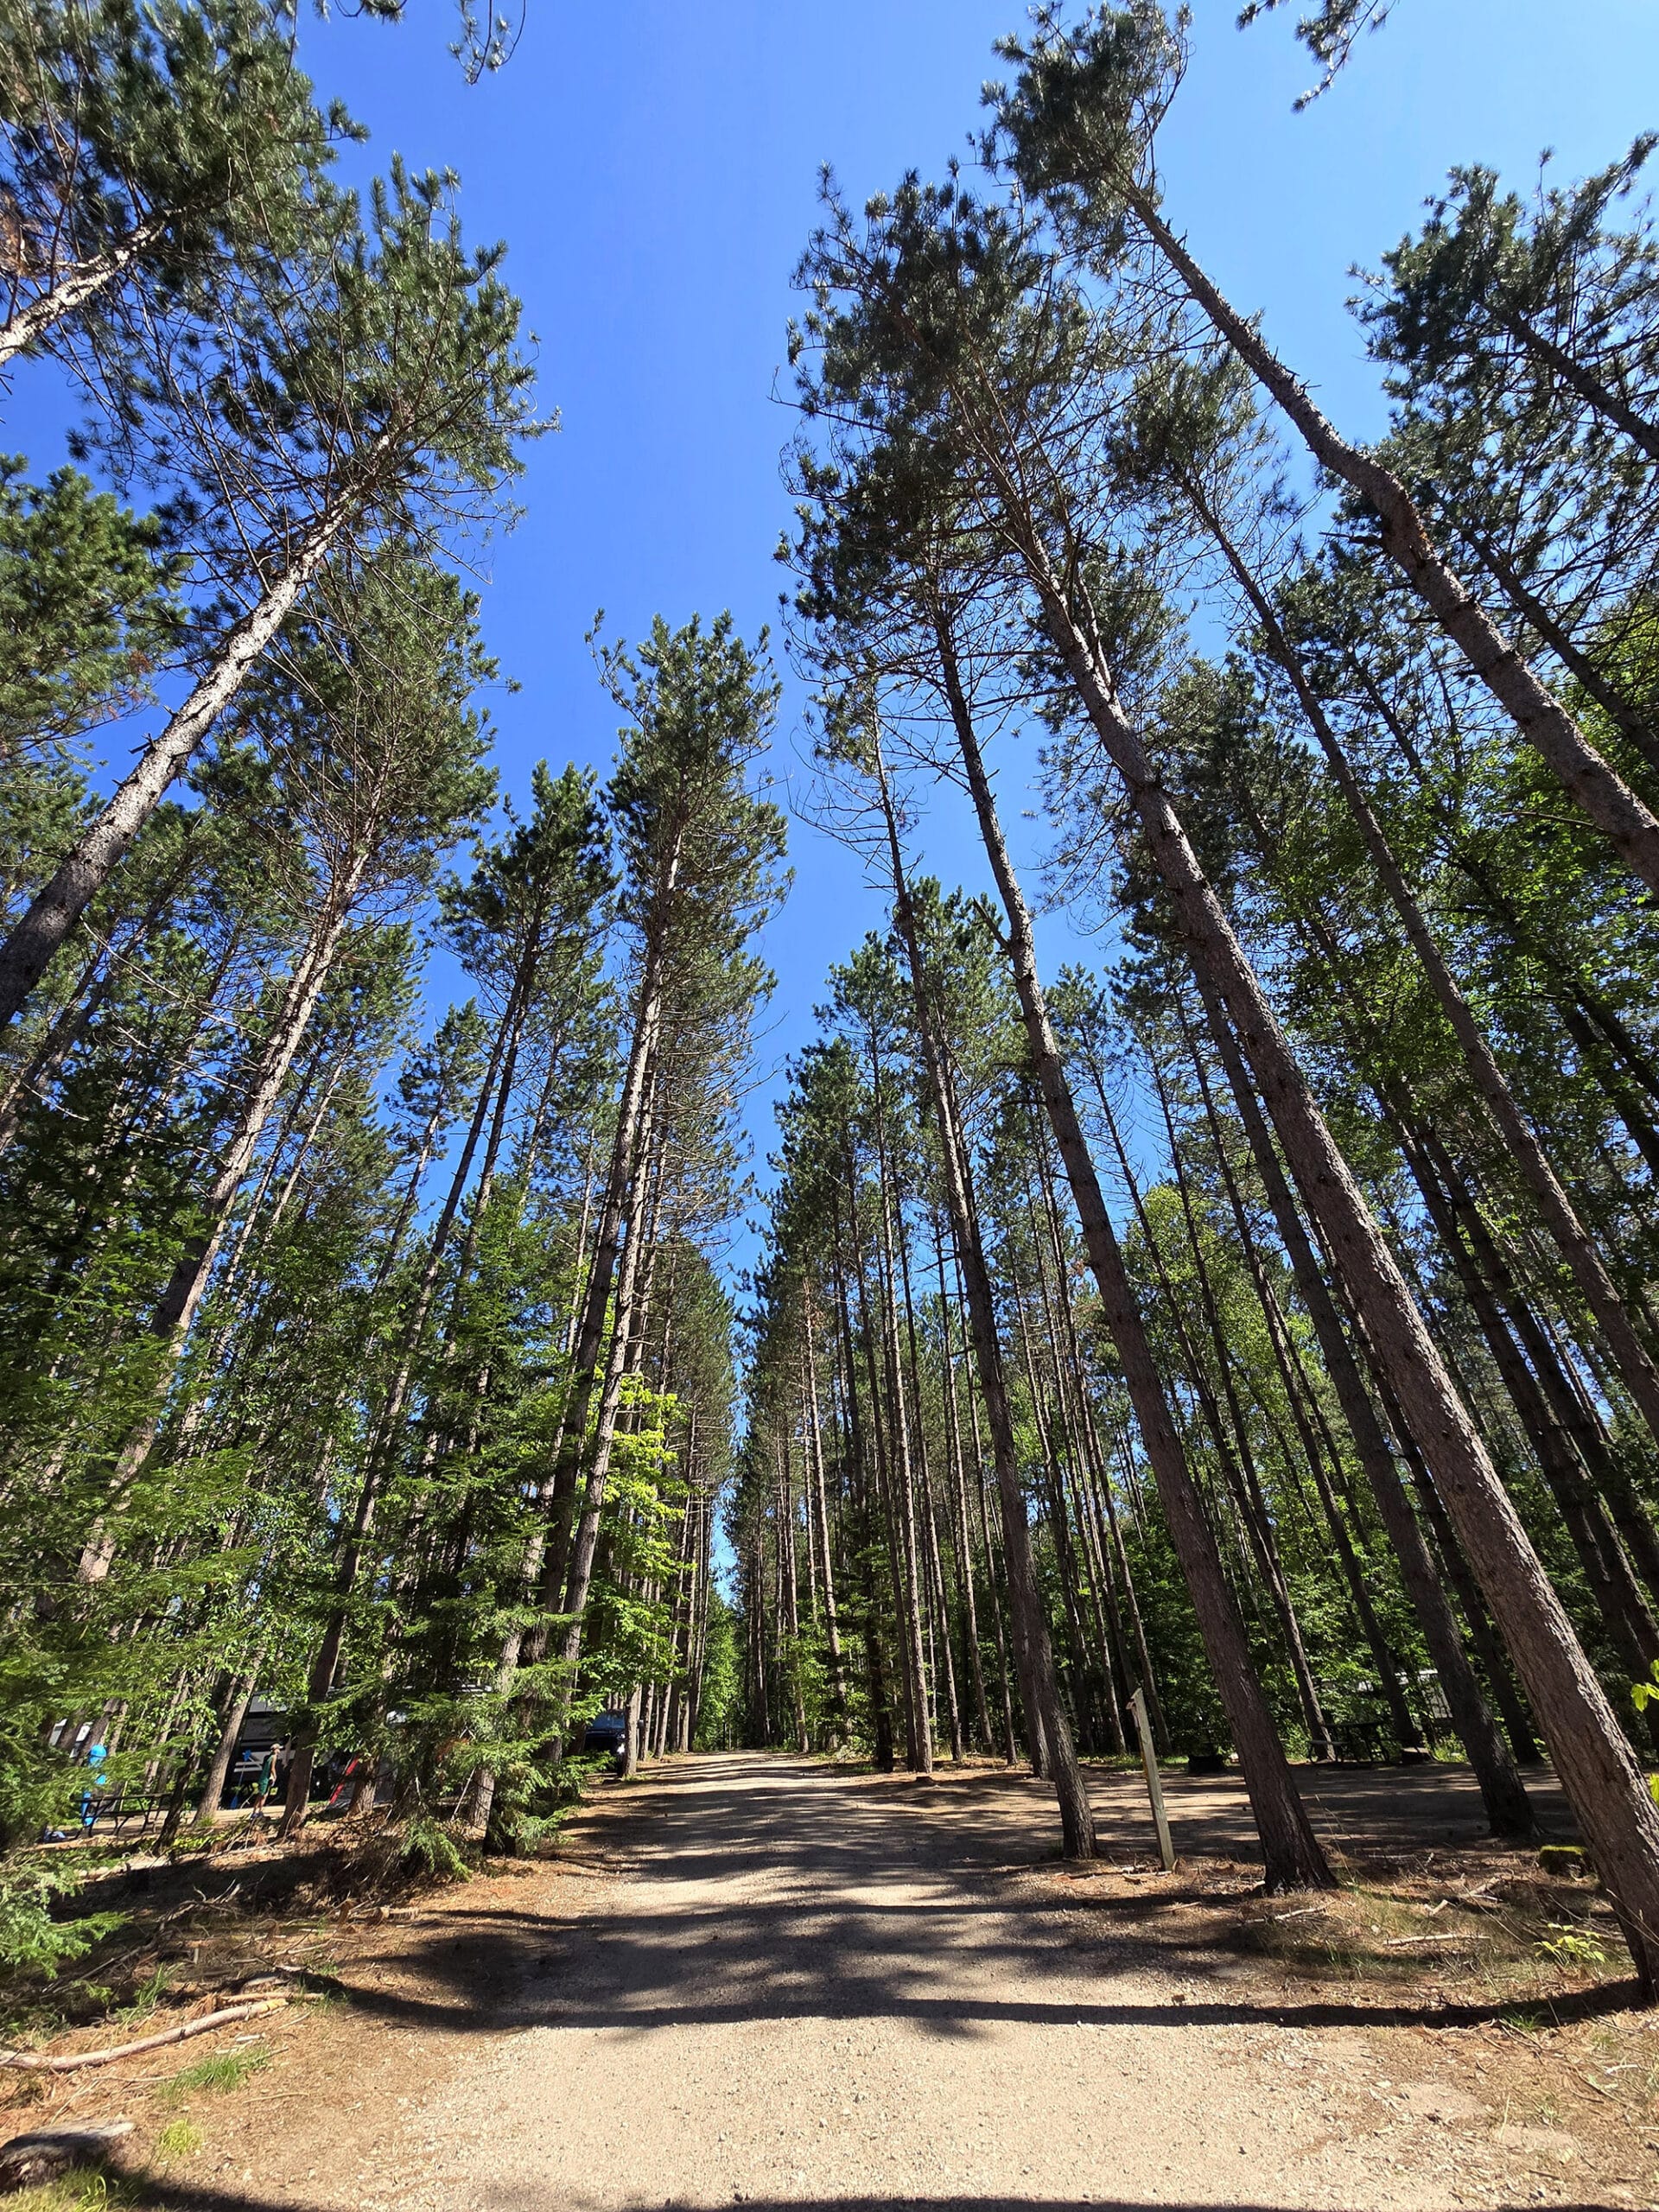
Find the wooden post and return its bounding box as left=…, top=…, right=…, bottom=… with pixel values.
left=1131, top=1687, right=1174, bottom=1872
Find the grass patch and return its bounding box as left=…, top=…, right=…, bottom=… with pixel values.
left=161, top=2045, right=270, bottom=2101
left=4, top=2171, right=141, bottom=2211
left=114, top=1967, right=167, bottom=2027
left=152, top=2119, right=202, bottom=2162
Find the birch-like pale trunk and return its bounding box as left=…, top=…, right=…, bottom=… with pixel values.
left=0, top=214, right=166, bottom=370
left=0, top=509, right=346, bottom=1027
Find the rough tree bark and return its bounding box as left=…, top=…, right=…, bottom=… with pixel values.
left=925, top=655, right=1328, bottom=1886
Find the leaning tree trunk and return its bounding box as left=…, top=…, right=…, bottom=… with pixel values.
left=1128, top=190, right=1659, bottom=898
left=1398, top=1118, right=1659, bottom=1751
left=1194, top=986, right=1530, bottom=1831
left=1144, top=1054, right=1338, bottom=1764
left=0, top=505, right=352, bottom=1027
left=1456, top=524, right=1659, bottom=775
left=1028, top=1147, right=1147, bottom=1744
left=555, top=1084, right=661, bottom=1688
left=537, top=887, right=675, bottom=1610
left=0, top=213, right=166, bottom=370
left=1191, top=484, right=1659, bottom=1452
left=1019, top=528, right=1659, bottom=1980
left=1357, top=661, right=1659, bottom=1122
left=1174, top=999, right=1421, bottom=1751
left=281, top=992, right=515, bottom=1834
left=194, top=1650, right=265, bottom=1823
left=1491, top=297, right=1659, bottom=471
left=78, top=883, right=357, bottom=1584
left=0, top=843, right=195, bottom=1156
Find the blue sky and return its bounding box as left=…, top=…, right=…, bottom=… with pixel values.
left=285, top=0, right=1650, bottom=1274
left=10, top=0, right=1656, bottom=1282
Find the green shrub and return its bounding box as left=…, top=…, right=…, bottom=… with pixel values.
left=0, top=1862, right=123, bottom=1978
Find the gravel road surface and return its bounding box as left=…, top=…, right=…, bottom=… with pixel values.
left=372, top=1753, right=1618, bottom=2212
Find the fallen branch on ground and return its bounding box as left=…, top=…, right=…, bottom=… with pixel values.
left=0, top=1996, right=287, bottom=2073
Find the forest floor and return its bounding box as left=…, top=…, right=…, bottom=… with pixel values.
left=8, top=1751, right=1659, bottom=2211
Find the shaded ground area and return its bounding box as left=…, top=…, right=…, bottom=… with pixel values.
left=1090, top=1756, right=1580, bottom=1866
left=5, top=1754, right=1659, bottom=2211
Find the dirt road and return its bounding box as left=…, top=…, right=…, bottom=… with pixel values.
left=317, top=1752, right=1644, bottom=2212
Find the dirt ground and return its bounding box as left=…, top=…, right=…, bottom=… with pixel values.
left=8, top=1751, right=1659, bottom=2212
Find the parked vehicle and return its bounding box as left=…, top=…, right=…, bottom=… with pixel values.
left=582, top=1712, right=628, bottom=1764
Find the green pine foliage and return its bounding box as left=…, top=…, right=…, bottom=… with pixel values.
left=8, top=0, right=1659, bottom=1989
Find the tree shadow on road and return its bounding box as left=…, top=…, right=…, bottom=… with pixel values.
left=296, top=1754, right=1628, bottom=2046
left=127, top=2183, right=1615, bottom=2212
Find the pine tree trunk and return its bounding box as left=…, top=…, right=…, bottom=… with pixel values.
left=0, top=213, right=167, bottom=367
left=932, top=1230, right=994, bottom=1752
left=1147, top=1057, right=1337, bottom=1764
left=868, top=1075, right=933, bottom=1775
left=281, top=1000, right=514, bottom=1834
left=1192, top=487, right=1659, bottom=1450
left=1007, top=518, right=1659, bottom=1969
left=556, top=1085, right=660, bottom=1678
left=931, top=650, right=1327, bottom=1886
left=1402, top=1121, right=1659, bottom=1748
left=1029, top=1145, right=1142, bottom=1748
left=1179, top=997, right=1423, bottom=1754
left=960, top=1332, right=1022, bottom=1764
left=79, top=885, right=357, bottom=1579
left=539, top=909, right=672, bottom=1604
left=1358, top=664, right=1659, bottom=1115
left=780, top=1438, right=810, bottom=1753
left=897, top=1223, right=963, bottom=1763
left=1491, top=299, right=1659, bottom=468
left=194, top=1652, right=264, bottom=1823
left=876, top=754, right=1095, bottom=1849
left=1457, top=524, right=1659, bottom=773
left=803, top=1301, right=850, bottom=1730
left=830, top=1223, right=897, bottom=1771
left=0, top=847, right=194, bottom=1155
left=1131, top=192, right=1659, bottom=897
